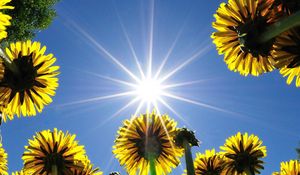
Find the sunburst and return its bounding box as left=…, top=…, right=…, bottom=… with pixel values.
left=58, top=0, right=242, bottom=124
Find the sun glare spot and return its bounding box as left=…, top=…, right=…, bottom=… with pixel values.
left=135, top=78, right=164, bottom=104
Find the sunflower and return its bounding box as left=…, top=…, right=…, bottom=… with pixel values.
left=22, top=128, right=86, bottom=175
left=211, top=0, right=279, bottom=76
left=113, top=111, right=183, bottom=175
left=272, top=28, right=300, bottom=87
left=220, top=132, right=266, bottom=175
left=0, top=143, right=8, bottom=175
left=274, top=160, right=300, bottom=175
left=71, top=157, right=103, bottom=175
left=0, top=0, right=13, bottom=40
left=0, top=40, right=59, bottom=122
left=183, top=149, right=225, bottom=175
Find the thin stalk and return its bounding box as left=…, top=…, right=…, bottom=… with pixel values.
left=149, top=155, right=157, bottom=175
left=0, top=47, right=19, bottom=75
left=51, top=164, right=58, bottom=175
left=183, top=140, right=195, bottom=175
left=259, top=10, right=300, bottom=43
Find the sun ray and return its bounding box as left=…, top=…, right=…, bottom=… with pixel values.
left=112, top=97, right=141, bottom=119
left=96, top=97, right=141, bottom=128
left=91, top=74, right=137, bottom=87
left=122, top=100, right=145, bottom=138
left=114, top=4, right=145, bottom=80
left=161, top=80, right=207, bottom=89
left=56, top=91, right=136, bottom=108
left=65, top=18, right=141, bottom=83
left=154, top=14, right=188, bottom=80
left=158, top=97, right=191, bottom=127
left=162, top=92, right=243, bottom=117
left=70, top=68, right=137, bottom=87
left=152, top=102, right=185, bottom=172
left=147, top=0, right=155, bottom=77
left=159, top=43, right=213, bottom=83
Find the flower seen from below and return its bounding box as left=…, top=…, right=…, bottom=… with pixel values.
left=183, top=149, right=225, bottom=175
left=212, top=0, right=278, bottom=76
left=22, top=128, right=86, bottom=175
left=273, top=160, right=300, bottom=175
left=113, top=111, right=183, bottom=175
left=71, top=157, right=103, bottom=175
left=272, top=28, right=300, bottom=87
left=0, top=0, right=13, bottom=40
left=220, top=132, right=266, bottom=175
left=0, top=143, right=8, bottom=175
left=0, top=40, right=59, bottom=122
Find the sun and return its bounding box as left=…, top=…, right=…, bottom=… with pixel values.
left=135, top=77, right=164, bottom=105
left=59, top=0, right=235, bottom=122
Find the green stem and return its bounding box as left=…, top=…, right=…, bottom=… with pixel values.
left=183, top=140, right=195, bottom=175
left=149, top=155, right=157, bottom=175
left=258, top=10, right=300, bottom=43
left=51, top=164, right=58, bottom=175
left=0, top=47, right=19, bottom=75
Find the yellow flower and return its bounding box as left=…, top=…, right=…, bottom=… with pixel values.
left=22, top=128, right=86, bottom=175
left=220, top=132, right=266, bottom=175
left=183, top=149, right=225, bottom=175
left=211, top=0, right=278, bottom=76
left=0, top=0, right=13, bottom=40
left=272, top=28, right=300, bottom=87
left=0, top=40, right=59, bottom=122
left=12, top=170, right=29, bottom=175
left=0, top=143, right=8, bottom=175
left=113, top=111, right=183, bottom=175
left=71, top=157, right=103, bottom=175
left=277, top=160, right=300, bottom=175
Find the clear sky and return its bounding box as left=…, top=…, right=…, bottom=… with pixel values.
left=2, top=0, right=300, bottom=174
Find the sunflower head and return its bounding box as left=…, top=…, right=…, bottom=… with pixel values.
left=174, top=127, right=200, bottom=147
left=22, top=128, right=86, bottom=175
left=220, top=132, right=266, bottom=175
left=276, top=160, right=300, bottom=175
left=113, top=111, right=183, bottom=175
left=0, top=0, right=13, bottom=40
left=272, top=28, right=300, bottom=87
left=0, top=40, right=59, bottom=121
left=184, top=149, right=226, bottom=175
left=0, top=143, right=8, bottom=175
left=212, top=0, right=278, bottom=76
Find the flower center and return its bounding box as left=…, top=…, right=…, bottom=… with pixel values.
left=4, top=53, right=37, bottom=92
left=44, top=152, right=65, bottom=173
left=236, top=16, right=275, bottom=57
left=282, top=29, right=300, bottom=68
left=135, top=129, right=162, bottom=160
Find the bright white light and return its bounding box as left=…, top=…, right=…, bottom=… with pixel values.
left=60, top=3, right=225, bottom=123
left=135, top=78, right=164, bottom=104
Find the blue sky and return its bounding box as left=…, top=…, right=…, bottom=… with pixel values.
left=2, top=0, right=300, bottom=174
